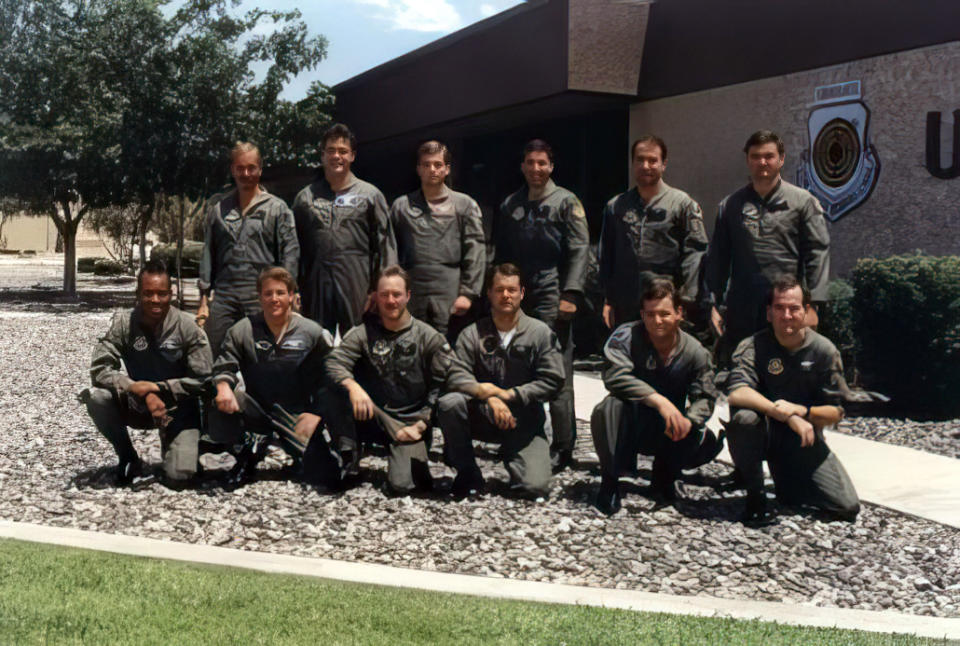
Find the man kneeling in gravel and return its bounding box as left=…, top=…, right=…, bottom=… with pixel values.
left=210, top=267, right=340, bottom=490
left=591, top=278, right=721, bottom=515
left=726, top=274, right=859, bottom=525
left=325, top=265, right=457, bottom=496
left=82, top=259, right=212, bottom=488
left=437, top=263, right=565, bottom=499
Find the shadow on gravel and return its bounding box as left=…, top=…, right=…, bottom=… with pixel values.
left=0, top=289, right=135, bottom=313
left=70, top=464, right=119, bottom=490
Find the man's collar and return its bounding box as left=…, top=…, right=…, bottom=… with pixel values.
left=749, top=177, right=783, bottom=203
left=527, top=178, right=558, bottom=201
left=134, top=305, right=175, bottom=335
left=324, top=171, right=357, bottom=192
left=377, top=309, right=414, bottom=333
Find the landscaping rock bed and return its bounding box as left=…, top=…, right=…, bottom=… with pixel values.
left=1, top=307, right=958, bottom=618
left=835, top=416, right=960, bottom=460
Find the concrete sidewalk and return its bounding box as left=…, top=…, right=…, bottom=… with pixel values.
left=574, top=374, right=960, bottom=529
left=2, top=520, right=957, bottom=640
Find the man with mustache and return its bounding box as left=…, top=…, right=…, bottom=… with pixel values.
left=83, top=259, right=212, bottom=488
left=492, top=139, right=589, bottom=472
left=726, top=274, right=859, bottom=525
left=325, top=265, right=457, bottom=495
left=390, top=140, right=485, bottom=338
left=598, top=135, right=709, bottom=329
left=197, top=142, right=300, bottom=358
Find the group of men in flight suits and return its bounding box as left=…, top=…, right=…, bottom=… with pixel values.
left=82, top=124, right=860, bottom=525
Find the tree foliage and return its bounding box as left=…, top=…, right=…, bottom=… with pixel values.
left=0, top=0, right=332, bottom=294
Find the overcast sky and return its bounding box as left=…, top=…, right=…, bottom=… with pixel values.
left=235, top=0, right=525, bottom=99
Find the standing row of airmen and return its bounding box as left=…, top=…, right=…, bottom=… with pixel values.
left=82, top=125, right=857, bottom=525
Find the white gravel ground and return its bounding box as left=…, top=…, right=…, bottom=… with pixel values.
left=0, top=304, right=958, bottom=618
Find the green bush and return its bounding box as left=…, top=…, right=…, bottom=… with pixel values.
left=150, top=240, right=203, bottom=278
left=818, top=278, right=856, bottom=382
left=92, top=258, right=126, bottom=276
left=850, top=253, right=960, bottom=419
left=77, top=257, right=98, bottom=273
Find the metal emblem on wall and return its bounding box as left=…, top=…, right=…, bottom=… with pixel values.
left=796, top=80, right=880, bottom=222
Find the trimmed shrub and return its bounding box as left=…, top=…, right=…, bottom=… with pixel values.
left=150, top=241, right=203, bottom=278
left=850, top=253, right=960, bottom=419
left=93, top=258, right=126, bottom=276
left=77, top=257, right=98, bottom=273
left=818, top=279, right=856, bottom=382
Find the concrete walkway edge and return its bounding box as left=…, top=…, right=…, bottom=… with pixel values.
left=2, top=520, right=958, bottom=640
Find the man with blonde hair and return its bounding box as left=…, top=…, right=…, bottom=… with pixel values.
left=211, top=266, right=338, bottom=490
left=198, top=142, right=300, bottom=357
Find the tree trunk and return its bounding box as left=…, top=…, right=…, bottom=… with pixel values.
left=176, top=198, right=185, bottom=308
left=63, top=225, right=77, bottom=296
left=137, top=197, right=158, bottom=268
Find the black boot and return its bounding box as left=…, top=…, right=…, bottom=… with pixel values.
left=551, top=448, right=575, bottom=474
left=115, top=456, right=145, bottom=487
left=649, top=458, right=682, bottom=505
left=741, top=490, right=777, bottom=526
left=224, top=446, right=260, bottom=491
left=595, top=477, right=622, bottom=515
left=451, top=469, right=485, bottom=500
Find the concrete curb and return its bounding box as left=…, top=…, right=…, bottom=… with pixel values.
left=2, top=520, right=958, bottom=640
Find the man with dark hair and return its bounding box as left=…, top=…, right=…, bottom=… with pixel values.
left=726, top=275, right=859, bottom=525
left=390, top=140, right=485, bottom=336
left=492, top=138, right=589, bottom=472
left=83, top=259, right=212, bottom=488
left=325, top=264, right=457, bottom=495
left=599, top=135, right=709, bottom=328
left=198, top=141, right=300, bottom=356
left=590, top=278, right=720, bottom=514
left=211, top=267, right=339, bottom=490
left=705, top=129, right=830, bottom=368
left=438, top=263, right=565, bottom=499
left=293, top=123, right=397, bottom=336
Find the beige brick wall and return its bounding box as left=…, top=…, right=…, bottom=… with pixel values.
left=629, top=42, right=960, bottom=275
left=1, top=213, right=109, bottom=256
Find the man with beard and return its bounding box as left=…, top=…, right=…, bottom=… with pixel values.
left=325, top=265, right=456, bottom=495
left=726, top=275, right=859, bottom=525
left=390, top=140, right=485, bottom=337
left=492, top=139, right=589, bottom=472
left=211, top=267, right=339, bottom=490
left=705, top=130, right=830, bottom=368
left=598, top=135, right=709, bottom=328
left=198, top=142, right=300, bottom=357
left=293, top=123, right=397, bottom=336
left=83, top=259, right=212, bottom=488
left=590, top=279, right=720, bottom=515
left=437, top=263, right=564, bottom=499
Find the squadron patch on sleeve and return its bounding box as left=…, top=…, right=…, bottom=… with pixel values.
left=571, top=200, right=586, bottom=219
left=767, top=358, right=784, bottom=375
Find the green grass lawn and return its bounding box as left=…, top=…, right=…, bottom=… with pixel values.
left=0, top=538, right=948, bottom=645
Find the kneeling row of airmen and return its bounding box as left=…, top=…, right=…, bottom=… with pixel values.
left=83, top=260, right=859, bottom=526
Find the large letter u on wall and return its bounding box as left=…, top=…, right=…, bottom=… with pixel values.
left=926, top=110, right=960, bottom=179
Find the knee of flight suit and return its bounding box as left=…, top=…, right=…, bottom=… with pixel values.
left=437, top=392, right=469, bottom=423
left=84, top=387, right=119, bottom=419
left=162, top=428, right=199, bottom=480
left=727, top=408, right=763, bottom=435
left=590, top=396, right=622, bottom=434
left=517, top=457, right=552, bottom=498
